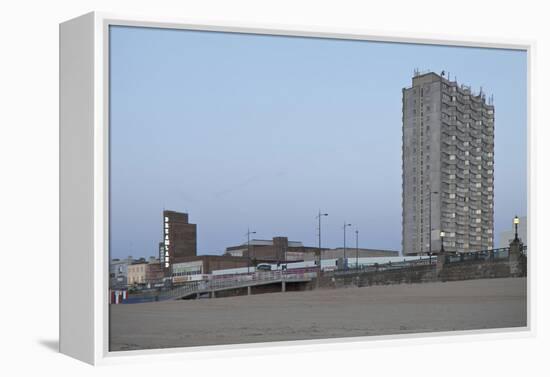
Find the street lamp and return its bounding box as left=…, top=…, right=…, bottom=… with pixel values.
left=316, top=211, right=328, bottom=273
left=513, top=215, right=520, bottom=242
left=440, top=231, right=445, bottom=253
left=355, top=229, right=359, bottom=270
left=246, top=228, right=256, bottom=273
left=343, top=222, right=352, bottom=261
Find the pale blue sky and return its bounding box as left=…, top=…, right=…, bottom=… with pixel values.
left=109, top=26, right=527, bottom=259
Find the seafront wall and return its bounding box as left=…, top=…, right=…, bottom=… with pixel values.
left=318, top=253, right=526, bottom=289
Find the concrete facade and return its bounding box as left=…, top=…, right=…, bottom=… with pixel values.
left=127, top=262, right=147, bottom=286
left=402, top=72, right=495, bottom=255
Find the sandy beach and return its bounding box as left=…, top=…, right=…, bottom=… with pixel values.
left=110, top=277, right=527, bottom=351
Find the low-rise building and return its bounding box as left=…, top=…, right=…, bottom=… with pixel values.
left=225, top=236, right=319, bottom=262
left=127, top=262, right=148, bottom=286
left=145, top=261, right=164, bottom=286
left=225, top=236, right=398, bottom=262
left=171, top=259, right=204, bottom=284
left=109, top=256, right=133, bottom=288
left=172, top=255, right=250, bottom=278
left=321, top=248, right=399, bottom=259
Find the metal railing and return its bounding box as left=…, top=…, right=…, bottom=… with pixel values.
left=330, top=257, right=437, bottom=277
left=158, top=268, right=318, bottom=300
left=441, top=245, right=527, bottom=264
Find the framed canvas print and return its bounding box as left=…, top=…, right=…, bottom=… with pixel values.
left=60, top=11, right=533, bottom=365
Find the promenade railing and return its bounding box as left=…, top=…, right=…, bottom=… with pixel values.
left=159, top=268, right=318, bottom=300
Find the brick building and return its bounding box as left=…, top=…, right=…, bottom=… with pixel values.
left=145, top=261, right=164, bottom=285
left=172, top=255, right=250, bottom=277
left=225, top=236, right=398, bottom=262
left=160, top=210, right=197, bottom=270
left=224, top=237, right=319, bottom=262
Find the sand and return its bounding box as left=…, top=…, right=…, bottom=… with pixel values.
left=109, top=277, right=527, bottom=351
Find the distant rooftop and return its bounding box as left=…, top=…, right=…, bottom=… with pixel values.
left=410, top=69, right=493, bottom=103
left=242, top=239, right=304, bottom=247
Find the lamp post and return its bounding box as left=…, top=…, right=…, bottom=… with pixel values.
left=428, top=190, right=439, bottom=256
left=355, top=229, right=359, bottom=270
left=440, top=231, right=445, bottom=253
left=513, top=215, right=520, bottom=242
left=343, top=222, right=352, bottom=262
left=316, top=211, right=328, bottom=273
left=246, top=228, right=256, bottom=273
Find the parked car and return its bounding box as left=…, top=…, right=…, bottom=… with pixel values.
left=256, top=263, right=272, bottom=271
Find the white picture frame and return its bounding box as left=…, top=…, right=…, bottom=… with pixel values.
left=59, top=11, right=535, bottom=365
